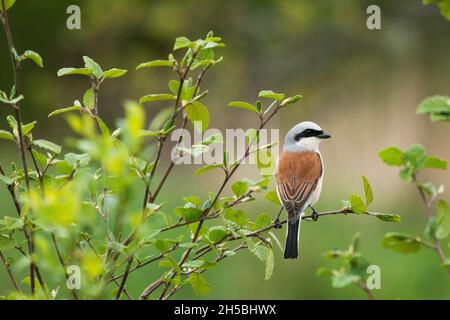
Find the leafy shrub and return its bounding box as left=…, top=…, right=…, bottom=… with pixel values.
left=0, top=1, right=396, bottom=300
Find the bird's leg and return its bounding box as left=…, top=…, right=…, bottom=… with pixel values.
left=274, top=207, right=284, bottom=229
left=310, top=206, right=319, bottom=221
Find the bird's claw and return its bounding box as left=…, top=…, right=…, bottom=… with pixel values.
left=274, top=218, right=283, bottom=229
left=312, top=211, right=319, bottom=222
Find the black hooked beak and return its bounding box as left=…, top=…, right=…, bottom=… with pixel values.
left=318, top=132, right=331, bottom=139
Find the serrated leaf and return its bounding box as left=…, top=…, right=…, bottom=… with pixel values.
left=194, top=164, right=222, bottom=176
left=228, top=101, right=259, bottom=113
left=374, top=213, right=401, bottom=222
left=417, top=95, right=450, bottom=121
left=331, top=273, right=361, bottom=288
left=0, top=130, right=14, bottom=141
left=231, top=180, right=249, bottom=197
left=33, top=139, right=62, bottom=154
left=174, top=37, right=193, bottom=51
left=22, top=50, right=43, bottom=68
left=136, top=60, right=173, bottom=70
left=382, top=232, right=422, bottom=254
left=378, top=147, right=405, bottom=166
left=48, top=105, right=81, bottom=118
left=57, top=67, right=92, bottom=77
left=83, top=56, right=103, bottom=79
left=22, top=121, right=36, bottom=136
left=83, top=88, right=94, bottom=110
left=139, top=94, right=177, bottom=104
left=103, top=68, right=127, bottom=79
left=281, top=95, right=303, bottom=106
left=185, top=101, right=209, bottom=132
left=0, top=174, right=14, bottom=185
left=349, top=194, right=366, bottom=214
left=0, top=235, right=15, bottom=250
left=258, top=90, right=285, bottom=101
left=189, top=272, right=210, bottom=296
left=424, top=156, right=447, bottom=170
left=207, top=226, right=228, bottom=242
left=255, top=213, right=272, bottom=229
left=436, top=200, right=450, bottom=239
left=361, top=176, right=374, bottom=207
left=265, top=190, right=281, bottom=206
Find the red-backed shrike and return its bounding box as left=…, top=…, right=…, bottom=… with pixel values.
left=275, top=121, right=331, bottom=259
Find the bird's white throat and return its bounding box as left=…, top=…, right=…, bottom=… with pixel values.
left=292, top=136, right=321, bottom=152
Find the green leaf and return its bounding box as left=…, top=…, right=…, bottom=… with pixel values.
left=168, top=80, right=187, bottom=99
left=231, top=180, right=249, bottom=197
left=177, top=145, right=208, bottom=158
left=316, top=267, right=333, bottom=277
left=361, top=176, right=374, bottom=207
left=424, top=216, right=438, bottom=240
left=417, top=95, right=450, bottom=121
left=32, top=139, right=62, bottom=154
left=405, top=144, right=427, bottom=169
left=194, top=164, right=222, bottom=176
left=83, top=56, right=103, bottom=79
left=207, top=226, right=228, bottom=242
left=382, top=232, right=422, bottom=254
left=424, top=156, right=448, bottom=170
left=281, top=95, right=303, bottom=106
left=378, top=147, right=405, bottom=166
left=374, top=213, right=401, bottom=222
left=57, top=67, right=92, bottom=77
left=265, top=190, right=281, bottom=206
left=255, top=213, right=272, bottom=229
left=349, top=194, right=366, bottom=214
left=250, top=244, right=274, bottom=280
left=103, top=68, right=127, bottom=79
left=174, top=37, right=193, bottom=51
left=22, top=121, right=36, bottom=136
left=0, top=216, right=24, bottom=230
left=442, top=259, right=450, bottom=270
left=399, top=166, right=414, bottom=182
left=228, top=101, right=259, bottom=113
left=189, top=272, right=210, bottom=296
left=436, top=200, right=450, bottom=239
left=0, top=0, right=16, bottom=11
left=264, top=248, right=275, bottom=280
left=139, top=94, right=177, bottom=104
left=0, top=174, right=14, bottom=185
left=0, top=235, right=15, bottom=251
left=136, top=60, right=173, bottom=70
left=48, top=106, right=81, bottom=118
left=331, top=273, right=361, bottom=288
left=223, top=209, right=247, bottom=227
left=176, top=207, right=203, bottom=223
left=22, top=50, right=43, bottom=68
left=258, top=90, right=285, bottom=101
left=0, top=130, right=14, bottom=141
left=83, top=88, right=95, bottom=110
left=185, top=101, right=209, bottom=132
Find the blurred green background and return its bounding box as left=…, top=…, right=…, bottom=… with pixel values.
left=1, top=0, right=449, bottom=299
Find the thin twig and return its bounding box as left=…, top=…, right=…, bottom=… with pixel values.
left=51, top=233, right=79, bottom=300
left=0, top=250, right=21, bottom=293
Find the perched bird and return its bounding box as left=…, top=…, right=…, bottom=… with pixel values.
left=275, top=121, right=331, bottom=259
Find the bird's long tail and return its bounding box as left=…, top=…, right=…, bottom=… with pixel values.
left=284, top=218, right=301, bottom=259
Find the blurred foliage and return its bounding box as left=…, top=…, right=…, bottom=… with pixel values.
left=379, top=97, right=450, bottom=276
left=1, top=0, right=450, bottom=300
left=318, top=233, right=376, bottom=299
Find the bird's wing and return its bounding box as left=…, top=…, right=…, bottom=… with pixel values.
left=276, top=151, right=322, bottom=220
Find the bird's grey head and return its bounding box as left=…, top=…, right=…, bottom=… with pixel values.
left=283, top=121, right=331, bottom=152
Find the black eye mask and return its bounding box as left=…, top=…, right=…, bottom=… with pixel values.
left=294, top=129, right=323, bottom=141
